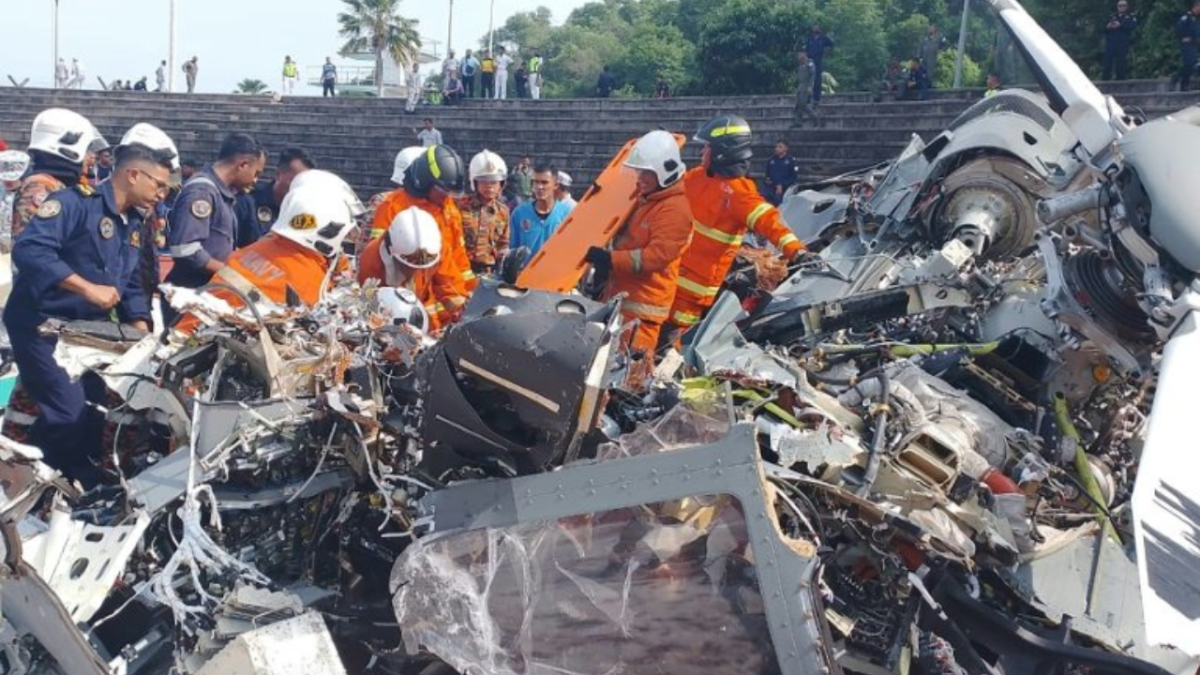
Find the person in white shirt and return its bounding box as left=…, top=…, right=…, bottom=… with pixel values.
left=55, top=59, right=69, bottom=89
left=68, top=59, right=85, bottom=89
left=415, top=118, right=443, bottom=147
left=405, top=63, right=421, bottom=113
left=155, top=60, right=166, bottom=91
left=494, top=47, right=513, bottom=99
left=556, top=171, right=577, bottom=211
left=442, top=50, right=459, bottom=87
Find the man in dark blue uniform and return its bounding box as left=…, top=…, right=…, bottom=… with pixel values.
left=1178, top=1, right=1200, bottom=91
left=805, top=25, right=834, bottom=105
left=3, top=125, right=176, bottom=483
left=763, top=140, right=801, bottom=206
left=235, top=147, right=315, bottom=248
left=1102, top=1, right=1137, bottom=81
left=165, top=133, right=264, bottom=289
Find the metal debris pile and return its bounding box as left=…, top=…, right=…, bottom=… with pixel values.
left=6, top=2, right=1200, bottom=674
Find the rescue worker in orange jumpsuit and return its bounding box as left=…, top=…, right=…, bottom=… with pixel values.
left=171, top=170, right=364, bottom=332
left=458, top=150, right=511, bottom=276
left=358, top=206, right=460, bottom=333
left=363, top=147, right=424, bottom=242
left=662, top=114, right=807, bottom=348
left=584, top=130, right=693, bottom=365
left=370, top=145, right=473, bottom=325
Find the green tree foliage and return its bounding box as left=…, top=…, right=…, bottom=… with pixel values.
left=471, top=0, right=1181, bottom=99
left=338, top=0, right=422, bottom=97
left=489, top=6, right=554, bottom=54
left=694, top=0, right=814, bottom=95
left=233, top=79, right=272, bottom=95
left=819, top=0, right=889, bottom=91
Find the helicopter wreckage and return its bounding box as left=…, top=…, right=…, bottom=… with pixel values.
left=3, top=1, right=1200, bottom=674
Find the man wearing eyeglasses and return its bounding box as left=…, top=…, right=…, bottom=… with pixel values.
left=4, top=124, right=177, bottom=485
left=165, top=133, right=265, bottom=293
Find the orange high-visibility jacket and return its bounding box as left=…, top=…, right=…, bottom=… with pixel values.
left=175, top=234, right=332, bottom=334
left=358, top=235, right=461, bottom=331
left=601, top=180, right=693, bottom=327
left=371, top=189, right=477, bottom=296
left=669, top=167, right=805, bottom=328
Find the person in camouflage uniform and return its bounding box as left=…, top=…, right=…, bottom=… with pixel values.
left=459, top=150, right=511, bottom=275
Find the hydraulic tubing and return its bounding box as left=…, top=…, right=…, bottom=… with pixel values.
left=1053, top=391, right=1116, bottom=540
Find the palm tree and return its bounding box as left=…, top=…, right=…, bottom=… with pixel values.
left=234, top=78, right=272, bottom=95
left=338, top=0, right=421, bottom=97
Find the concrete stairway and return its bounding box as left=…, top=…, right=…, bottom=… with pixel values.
left=0, top=80, right=1195, bottom=197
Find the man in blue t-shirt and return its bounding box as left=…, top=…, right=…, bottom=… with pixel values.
left=509, top=165, right=570, bottom=262
left=461, top=49, right=480, bottom=98
left=322, top=57, right=338, bottom=97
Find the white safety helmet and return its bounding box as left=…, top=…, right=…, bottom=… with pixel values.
left=271, top=169, right=364, bottom=257
left=28, top=108, right=95, bottom=165
left=119, top=123, right=180, bottom=171
left=0, top=151, right=31, bottom=183
left=468, top=149, right=507, bottom=185
left=385, top=206, right=442, bottom=269
left=557, top=171, right=572, bottom=188
left=287, top=168, right=366, bottom=216
left=624, top=130, right=684, bottom=188
left=89, top=125, right=110, bottom=153
left=377, top=286, right=430, bottom=333
left=390, top=147, right=425, bottom=185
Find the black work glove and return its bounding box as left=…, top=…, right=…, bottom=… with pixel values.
left=585, top=246, right=612, bottom=274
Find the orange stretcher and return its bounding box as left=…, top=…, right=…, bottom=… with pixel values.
left=516, top=133, right=687, bottom=293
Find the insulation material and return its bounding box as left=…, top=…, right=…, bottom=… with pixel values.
left=392, top=495, right=782, bottom=675
left=194, top=611, right=347, bottom=675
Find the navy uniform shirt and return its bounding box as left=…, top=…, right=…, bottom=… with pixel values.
left=1105, top=12, right=1138, bottom=49
left=806, top=33, right=834, bottom=62
left=234, top=181, right=278, bottom=248
left=765, top=155, right=801, bottom=189
left=165, top=166, right=238, bottom=288
left=4, top=181, right=150, bottom=330
left=1179, top=13, right=1198, bottom=44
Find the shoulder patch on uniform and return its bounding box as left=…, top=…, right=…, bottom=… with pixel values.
left=256, top=206, right=274, bottom=224
left=290, top=213, right=317, bottom=230
left=99, top=217, right=115, bottom=239
left=191, top=199, right=213, bottom=219
left=36, top=200, right=62, bottom=219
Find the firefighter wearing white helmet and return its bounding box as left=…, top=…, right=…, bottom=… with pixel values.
left=118, top=123, right=180, bottom=171
left=458, top=149, right=511, bottom=275
left=4, top=126, right=178, bottom=483
left=359, top=206, right=462, bottom=332
left=199, top=170, right=364, bottom=312
left=11, top=108, right=98, bottom=240
left=361, top=147, right=426, bottom=243
left=391, top=147, right=425, bottom=185
left=584, top=130, right=692, bottom=381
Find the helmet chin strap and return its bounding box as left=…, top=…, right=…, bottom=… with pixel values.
left=710, top=160, right=750, bottom=179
